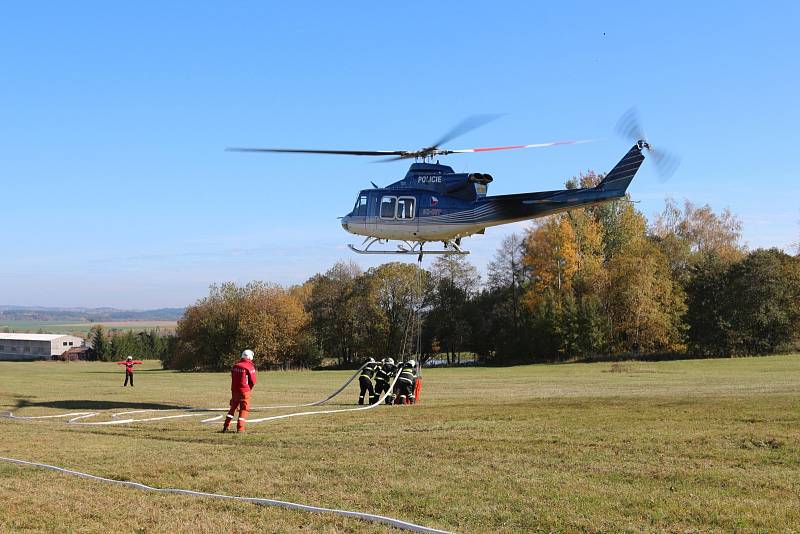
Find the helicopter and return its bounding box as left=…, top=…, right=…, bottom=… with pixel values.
left=229, top=111, right=676, bottom=257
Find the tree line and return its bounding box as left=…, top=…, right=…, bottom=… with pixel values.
left=88, top=325, right=175, bottom=362
left=164, top=172, right=800, bottom=370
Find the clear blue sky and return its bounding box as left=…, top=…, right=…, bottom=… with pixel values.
left=2, top=2, right=798, bottom=308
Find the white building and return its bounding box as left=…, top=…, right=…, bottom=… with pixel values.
left=0, top=333, right=85, bottom=361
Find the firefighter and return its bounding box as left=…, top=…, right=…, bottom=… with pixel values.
left=358, top=357, right=379, bottom=405
left=374, top=357, right=395, bottom=403
left=397, top=360, right=416, bottom=404
left=116, top=356, right=142, bottom=387
left=222, top=349, right=257, bottom=433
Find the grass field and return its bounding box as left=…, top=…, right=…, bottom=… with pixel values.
left=0, top=320, right=177, bottom=335
left=1, top=356, right=799, bottom=533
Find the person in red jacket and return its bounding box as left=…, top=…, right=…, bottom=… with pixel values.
left=222, top=349, right=257, bottom=433
left=116, top=356, right=143, bottom=387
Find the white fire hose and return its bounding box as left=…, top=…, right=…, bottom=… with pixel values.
left=0, top=364, right=445, bottom=532
left=0, top=456, right=452, bottom=534
left=2, top=361, right=406, bottom=427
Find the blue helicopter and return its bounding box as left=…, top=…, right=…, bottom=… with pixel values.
left=230, top=111, right=675, bottom=257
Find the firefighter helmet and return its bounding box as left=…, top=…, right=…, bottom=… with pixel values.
left=408, top=359, right=416, bottom=368
left=385, top=358, right=394, bottom=365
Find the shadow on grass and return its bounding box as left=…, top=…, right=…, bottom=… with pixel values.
left=84, top=369, right=168, bottom=374
left=15, top=398, right=190, bottom=410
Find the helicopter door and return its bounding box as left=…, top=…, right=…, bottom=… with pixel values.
left=363, top=193, right=382, bottom=235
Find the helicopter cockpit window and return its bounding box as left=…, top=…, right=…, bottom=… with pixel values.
left=380, top=196, right=396, bottom=219
left=396, top=197, right=415, bottom=220
left=353, top=194, right=368, bottom=216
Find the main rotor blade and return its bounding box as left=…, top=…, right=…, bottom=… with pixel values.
left=375, top=154, right=416, bottom=163
left=226, top=147, right=408, bottom=157
left=446, top=139, right=593, bottom=154
left=373, top=138, right=592, bottom=162
left=430, top=114, right=504, bottom=149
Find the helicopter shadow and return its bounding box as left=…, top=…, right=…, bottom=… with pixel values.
left=15, top=398, right=190, bottom=411
left=84, top=369, right=165, bottom=374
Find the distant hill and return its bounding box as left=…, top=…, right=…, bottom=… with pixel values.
left=0, top=306, right=185, bottom=323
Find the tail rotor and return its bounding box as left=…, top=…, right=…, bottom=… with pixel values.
left=616, top=108, right=680, bottom=181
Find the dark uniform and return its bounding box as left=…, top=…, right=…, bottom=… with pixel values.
left=358, top=359, right=379, bottom=405
left=374, top=359, right=396, bottom=404
left=397, top=362, right=416, bottom=404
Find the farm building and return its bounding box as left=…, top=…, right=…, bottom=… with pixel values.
left=0, top=333, right=84, bottom=361
left=58, top=346, right=93, bottom=361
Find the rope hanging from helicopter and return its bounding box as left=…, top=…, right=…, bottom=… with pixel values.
left=397, top=256, right=424, bottom=381
left=415, top=256, right=423, bottom=378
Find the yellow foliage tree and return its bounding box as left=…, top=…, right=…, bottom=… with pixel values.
left=523, top=215, right=579, bottom=308
left=173, top=281, right=310, bottom=370
left=238, top=283, right=310, bottom=369
left=605, top=229, right=686, bottom=353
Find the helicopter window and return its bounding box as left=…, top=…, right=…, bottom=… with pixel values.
left=353, top=194, right=368, bottom=216
left=380, top=196, right=396, bottom=219
left=396, top=197, right=415, bottom=220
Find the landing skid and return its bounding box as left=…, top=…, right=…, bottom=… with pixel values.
left=348, top=238, right=469, bottom=256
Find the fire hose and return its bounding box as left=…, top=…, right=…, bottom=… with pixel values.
left=2, top=361, right=406, bottom=426
left=0, top=456, right=452, bottom=534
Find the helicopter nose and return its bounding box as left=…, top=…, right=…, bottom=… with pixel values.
left=341, top=217, right=349, bottom=232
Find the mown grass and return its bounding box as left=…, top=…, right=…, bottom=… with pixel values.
left=1, top=356, right=799, bottom=532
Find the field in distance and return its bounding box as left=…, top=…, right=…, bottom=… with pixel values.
left=1, top=356, right=799, bottom=532
left=0, top=320, right=178, bottom=335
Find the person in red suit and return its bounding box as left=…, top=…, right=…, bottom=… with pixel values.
left=116, top=356, right=143, bottom=387
left=222, top=349, right=257, bottom=433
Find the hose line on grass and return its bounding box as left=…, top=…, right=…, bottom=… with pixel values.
left=0, top=456, right=452, bottom=534
left=207, top=362, right=406, bottom=424
left=2, top=361, right=405, bottom=426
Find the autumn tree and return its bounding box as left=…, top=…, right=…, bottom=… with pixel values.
left=305, top=261, right=362, bottom=365
left=172, top=281, right=310, bottom=370
left=524, top=216, right=579, bottom=305
left=520, top=171, right=614, bottom=359
left=238, top=283, right=310, bottom=369
left=360, top=262, right=427, bottom=359
left=652, top=198, right=745, bottom=279
left=605, top=230, right=686, bottom=353
left=428, top=255, right=480, bottom=363
left=519, top=179, right=688, bottom=358
left=172, top=282, right=244, bottom=369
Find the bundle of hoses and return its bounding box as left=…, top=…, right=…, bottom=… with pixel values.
left=2, top=361, right=406, bottom=426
